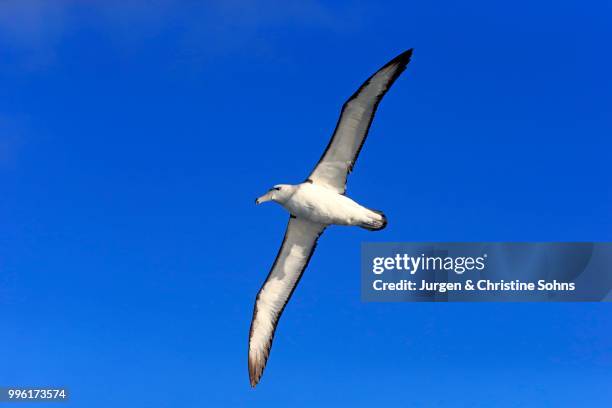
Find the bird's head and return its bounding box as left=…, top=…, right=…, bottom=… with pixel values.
left=255, top=184, right=294, bottom=205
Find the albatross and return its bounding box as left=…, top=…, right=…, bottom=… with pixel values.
left=249, top=49, right=413, bottom=387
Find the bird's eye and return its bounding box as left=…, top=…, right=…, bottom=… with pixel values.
left=273, top=187, right=281, bottom=191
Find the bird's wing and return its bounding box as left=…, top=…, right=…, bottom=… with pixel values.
left=308, top=49, right=413, bottom=194
left=248, top=216, right=326, bottom=387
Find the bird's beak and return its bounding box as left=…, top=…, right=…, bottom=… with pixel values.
left=255, top=191, right=273, bottom=205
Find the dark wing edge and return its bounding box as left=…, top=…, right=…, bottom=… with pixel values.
left=248, top=217, right=326, bottom=387
left=308, top=48, right=413, bottom=193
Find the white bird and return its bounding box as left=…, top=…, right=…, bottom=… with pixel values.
left=249, top=49, right=413, bottom=387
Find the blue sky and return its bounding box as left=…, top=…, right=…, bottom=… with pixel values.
left=1, top=1, right=611, bottom=406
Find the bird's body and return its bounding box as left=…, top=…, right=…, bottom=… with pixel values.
left=262, top=182, right=387, bottom=230
left=248, top=49, right=413, bottom=387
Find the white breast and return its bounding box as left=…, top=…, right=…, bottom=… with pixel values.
left=282, top=182, right=369, bottom=225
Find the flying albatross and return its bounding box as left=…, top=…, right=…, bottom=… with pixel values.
left=249, top=49, right=413, bottom=387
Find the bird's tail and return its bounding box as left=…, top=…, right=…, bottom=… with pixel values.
left=359, top=209, right=387, bottom=231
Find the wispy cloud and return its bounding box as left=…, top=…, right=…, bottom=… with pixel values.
left=0, top=0, right=363, bottom=68
left=0, top=0, right=65, bottom=44
left=179, top=0, right=363, bottom=59
left=0, top=115, right=25, bottom=168
left=0, top=0, right=67, bottom=68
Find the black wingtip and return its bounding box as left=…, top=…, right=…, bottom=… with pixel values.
left=400, top=48, right=414, bottom=58
left=403, top=48, right=414, bottom=62
left=386, top=48, right=413, bottom=68
left=248, top=352, right=267, bottom=388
